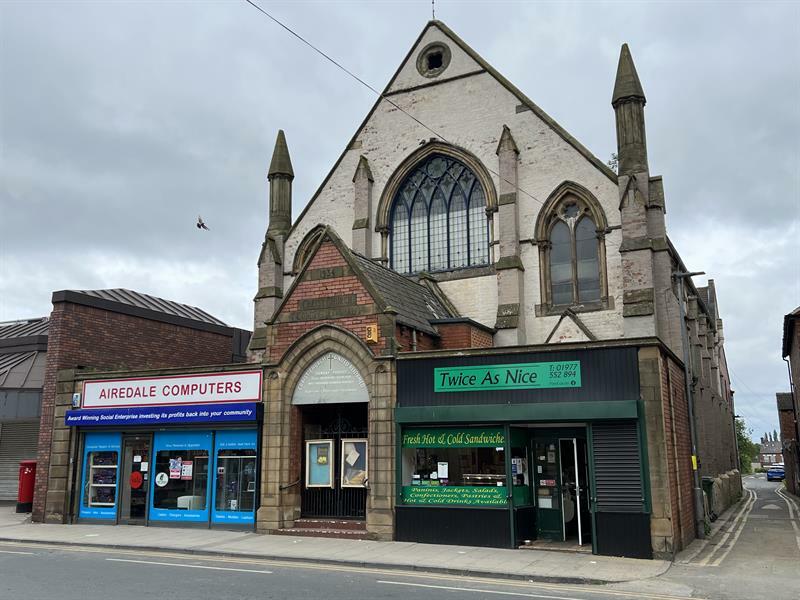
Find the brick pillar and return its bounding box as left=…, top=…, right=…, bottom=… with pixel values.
left=493, top=125, right=526, bottom=345
left=638, top=347, right=677, bottom=557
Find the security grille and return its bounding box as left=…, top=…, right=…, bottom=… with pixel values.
left=592, top=420, right=644, bottom=512
left=0, top=421, right=39, bottom=501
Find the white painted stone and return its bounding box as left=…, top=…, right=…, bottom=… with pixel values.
left=282, top=22, right=630, bottom=344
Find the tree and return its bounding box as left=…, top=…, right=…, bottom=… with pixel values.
left=735, top=417, right=759, bottom=474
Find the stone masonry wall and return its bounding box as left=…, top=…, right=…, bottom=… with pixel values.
left=34, top=301, right=237, bottom=522
left=282, top=24, right=627, bottom=345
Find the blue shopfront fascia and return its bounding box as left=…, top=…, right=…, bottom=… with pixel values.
left=79, top=432, right=122, bottom=520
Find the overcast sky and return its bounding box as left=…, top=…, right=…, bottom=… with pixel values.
left=1, top=1, right=798, bottom=440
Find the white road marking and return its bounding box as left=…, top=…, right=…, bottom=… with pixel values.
left=761, top=503, right=781, bottom=510
left=709, top=488, right=757, bottom=567
left=696, top=488, right=755, bottom=566
left=106, top=558, right=272, bottom=574
left=775, top=488, right=800, bottom=553
left=378, top=580, right=586, bottom=600
left=0, top=549, right=35, bottom=555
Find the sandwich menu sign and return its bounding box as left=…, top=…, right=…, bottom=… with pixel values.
left=434, top=361, right=581, bottom=393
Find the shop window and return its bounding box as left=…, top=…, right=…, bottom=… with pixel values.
left=212, top=429, right=258, bottom=524
left=152, top=449, right=210, bottom=510
left=79, top=432, right=121, bottom=520
left=215, top=449, right=256, bottom=513
left=84, top=451, right=119, bottom=509
left=400, top=427, right=510, bottom=507
left=150, top=431, right=212, bottom=522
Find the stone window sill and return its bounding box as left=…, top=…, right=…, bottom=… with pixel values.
left=535, top=296, right=614, bottom=317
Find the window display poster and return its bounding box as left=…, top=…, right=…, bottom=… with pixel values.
left=437, top=461, right=449, bottom=480
left=341, top=439, right=368, bottom=488
left=306, top=440, right=333, bottom=488
left=79, top=432, right=121, bottom=520
left=180, top=461, right=193, bottom=480
left=212, top=429, right=257, bottom=524
left=169, top=457, right=182, bottom=479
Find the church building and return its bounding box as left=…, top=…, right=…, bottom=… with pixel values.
left=247, top=21, right=738, bottom=559
left=38, top=20, right=739, bottom=561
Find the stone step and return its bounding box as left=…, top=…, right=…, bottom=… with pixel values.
left=292, top=518, right=366, bottom=531
left=274, top=527, right=369, bottom=540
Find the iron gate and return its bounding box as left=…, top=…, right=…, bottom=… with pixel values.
left=301, top=411, right=367, bottom=519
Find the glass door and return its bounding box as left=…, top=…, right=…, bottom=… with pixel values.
left=559, top=438, right=582, bottom=546
left=119, top=435, right=150, bottom=525
left=533, top=436, right=563, bottom=540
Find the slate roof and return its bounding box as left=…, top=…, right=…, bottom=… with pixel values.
left=57, top=289, right=228, bottom=327
left=0, top=317, right=49, bottom=339
left=351, top=253, right=453, bottom=334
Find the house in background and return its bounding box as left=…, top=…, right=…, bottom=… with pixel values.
left=758, top=432, right=783, bottom=466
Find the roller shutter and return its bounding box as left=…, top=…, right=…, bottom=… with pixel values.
left=592, top=420, right=644, bottom=512
left=0, top=421, right=40, bottom=501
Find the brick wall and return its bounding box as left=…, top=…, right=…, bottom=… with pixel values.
left=33, top=301, right=237, bottom=521
left=395, top=326, right=438, bottom=352
left=665, top=356, right=696, bottom=549
left=437, top=322, right=493, bottom=350
left=267, top=242, right=387, bottom=362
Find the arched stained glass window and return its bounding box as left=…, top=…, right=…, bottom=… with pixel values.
left=389, top=154, right=489, bottom=274
left=546, top=197, right=602, bottom=306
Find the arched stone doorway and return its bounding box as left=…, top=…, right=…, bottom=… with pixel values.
left=257, top=325, right=395, bottom=540
left=293, top=352, right=369, bottom=519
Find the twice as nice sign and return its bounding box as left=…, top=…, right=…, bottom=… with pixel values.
left=434, top=361, right=581, bottom=392
left=82, top=371, right=262, bottom=408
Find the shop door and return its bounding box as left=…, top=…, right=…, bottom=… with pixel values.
left=533, top=436, right=563, bottom=540
left=301, top=407, right=368, bottom=519
left=559, top=437, right=590, bottom=546
left=119, top=435, right=150, bottom=525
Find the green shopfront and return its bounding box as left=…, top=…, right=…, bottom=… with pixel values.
left=395, top=345, right=653, bottom=559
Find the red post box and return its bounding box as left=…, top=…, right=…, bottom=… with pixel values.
left=16, top=460, right=37, bottom=513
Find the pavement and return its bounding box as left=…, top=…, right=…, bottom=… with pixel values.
left=0, top=506, right=670, bottom=586
left=663, top=474, right=800, bottom=600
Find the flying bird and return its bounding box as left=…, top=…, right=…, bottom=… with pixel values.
left=197, top=215, right=210, bottom=231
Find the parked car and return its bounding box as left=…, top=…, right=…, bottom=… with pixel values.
left=767, top=464, right=785, bottom=481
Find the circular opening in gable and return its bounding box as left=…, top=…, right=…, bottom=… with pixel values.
left=416, top=42, right=451, bottom=78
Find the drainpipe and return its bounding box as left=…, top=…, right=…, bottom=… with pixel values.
left=411, top=329, right=417, bottom=352
left=674, top=270, right=706, bottom=539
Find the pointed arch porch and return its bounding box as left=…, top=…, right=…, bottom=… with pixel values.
left=256, top=325, right=396, bottom=540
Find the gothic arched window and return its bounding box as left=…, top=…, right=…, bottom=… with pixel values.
left=537, top=186, right=608, bottom=311
left=389, top=154, right=489, bottom=274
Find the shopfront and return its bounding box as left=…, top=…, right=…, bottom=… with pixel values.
left=395, top=345, right=653, bottom=559
left=67, top=370, right=262, bottom=529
